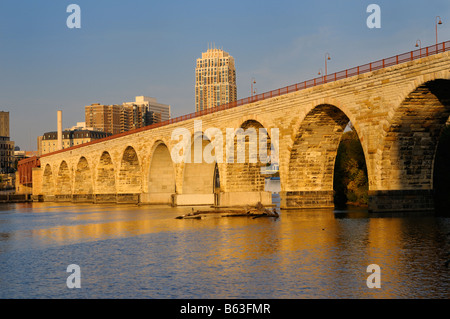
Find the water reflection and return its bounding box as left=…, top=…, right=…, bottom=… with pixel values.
left=0, top=202, right=449, bottom=298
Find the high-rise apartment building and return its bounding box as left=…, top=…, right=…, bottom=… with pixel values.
left=195, top=47, right=237, bottom=112
left=0, top=111, right=14, bottom=173
left=85, top=104, right=124, bottom=135
left=123, top=96, right=171, bottom=123
left=85, top=96, right=171, bottom=135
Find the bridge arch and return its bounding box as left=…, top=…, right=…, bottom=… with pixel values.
left=224, top=119, right=273, bottom=193
left=56, top=160, right=72, bottom=196
left=182, top=132, right=217, bottom=195
left=74, top=157, right=93, bottom=195
left=117, top=146, right=142, bottom=194
left=42, top=164, right=54, bottom=195
left=372, top=79, right=450, bottom=211
left=148, top=141, right=176, bottom=194
left=283, top=104, right=365, bottom=208
left=96, top=151, right=116, bottom=194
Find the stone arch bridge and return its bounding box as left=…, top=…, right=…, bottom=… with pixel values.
left=32, top=43, right=450, bottom=212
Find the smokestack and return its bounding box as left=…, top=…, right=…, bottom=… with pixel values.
left=57, top=110, right=63, bottom=150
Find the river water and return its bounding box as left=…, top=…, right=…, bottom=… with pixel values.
left=1, top=193, right=450, bottom=299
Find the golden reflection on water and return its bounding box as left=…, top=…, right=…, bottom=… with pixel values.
left=28, top=204, right=192, bottom=245
left=3, top=203, right=449, bottom=298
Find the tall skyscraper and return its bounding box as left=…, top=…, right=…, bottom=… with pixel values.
left=195, top=46, right=237, bottom=112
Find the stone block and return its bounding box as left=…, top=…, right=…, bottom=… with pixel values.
left=280, top=190, right=334, bottom=209
left=140, top=192, right=173, bottom=205
left=173, top=194, right=215, bottom=206
left=218, top=191, right=272, bottom=207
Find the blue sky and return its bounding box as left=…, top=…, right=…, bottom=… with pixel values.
left=1, top=0, right=449, bottom=151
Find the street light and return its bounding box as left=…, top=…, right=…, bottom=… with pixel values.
left=251, top=78, right=256, bottom=97
left=318, top=69, right=323, bottom=83
left=436, top=16, right=443, bottom=46
left=415, top=39, right=421, bottom=49
left=324, top=53, right=331, bottom=83
left=415, top=39, right=422, bottom=57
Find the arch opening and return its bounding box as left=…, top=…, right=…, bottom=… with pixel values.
left=285, top=104, right=367, bottom=209
left=433, top=120, right=450, bottom=215
left=214, top=163, right=220, bottom=193
left=372, top=79, right=450, bottom=212
left=333, top=124, right=369, bottom=209
left=74, top=157, right=93, bottom=195
left=42, top=164, right=54, bottom=195
left=118, top=146, right=142, bottom=194
left=148, top=143, right=175, bottom=194
left=56, top=161, right=71, bottom=196
left=96, top=151, right=116, bottom=194
left=380, top=80, right=450, bottom=191
left=182, top=134, right=216, bottom=195
left=225, top=120, right=273, bottom=193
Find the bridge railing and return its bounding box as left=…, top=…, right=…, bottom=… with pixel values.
left=41, top=40, right=450, bottom=158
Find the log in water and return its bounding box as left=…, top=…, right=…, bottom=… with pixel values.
left=175, top=202, right=279, bottom=220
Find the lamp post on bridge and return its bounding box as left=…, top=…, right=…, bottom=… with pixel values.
left=324, top=53, right=331, bottom=83
left=251, top=77, right=256, bottom=98
left=436, top=16, right=443, bottom=46
left=415, top=39, right=422, bottom=57
left=318, top=69, right=323, bottom=83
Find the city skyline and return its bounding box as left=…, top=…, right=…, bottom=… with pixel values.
left=1, top=0, right=450, bottom=151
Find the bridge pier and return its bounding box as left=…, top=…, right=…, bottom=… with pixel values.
left=140, top=193, right=174, bottom=205
left=42, top=195, right=56, bottom=202
left=94, top=194, right=117, bottom=204
left=72, top=194, right=94, bottom=203
left=368, top=190, right=435, bottom=213
left=54, top=194, right=72, bottom=202
left=279, top=189, right=435, bottom=212
left=171, top=192, right=272, bottom=207
left=279, top=191, right=334, bottom=210
left=217, top=191, right=272, bottom=207
left=172, top=194, right=215, bottom=206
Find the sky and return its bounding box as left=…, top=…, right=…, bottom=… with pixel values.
left=1, top=0, right=449, bottom=151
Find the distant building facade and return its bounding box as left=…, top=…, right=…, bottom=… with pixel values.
left=85, top=96, right=170, bottom=135
left=195, top=47, right=237, bottom=112
left=0, top=111, right=15, bottom=173
left=16, top=156, right=40, bottom=194
left=39, top=125, right=111, bottom=155
left=0, top=137, right=14, bottom=173
left=85, top=104, right=124, bottom=135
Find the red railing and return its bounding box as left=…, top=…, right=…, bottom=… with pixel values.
left=41, top=40, right=450, bottom=158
